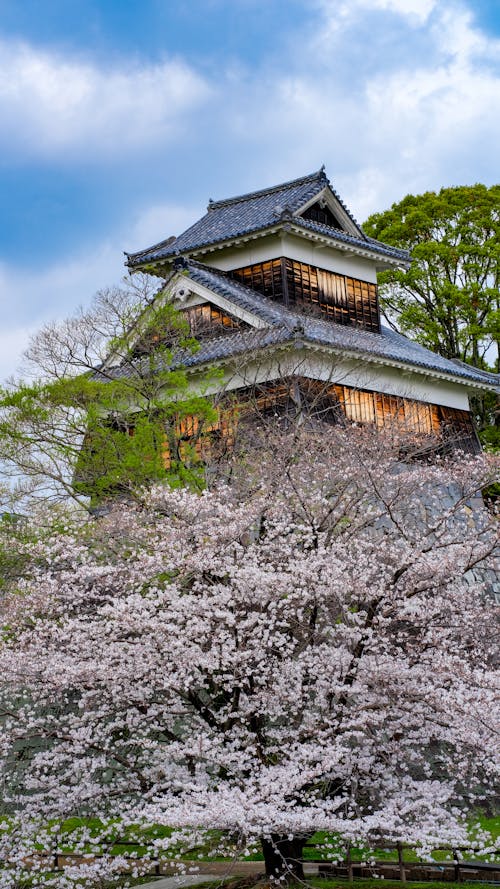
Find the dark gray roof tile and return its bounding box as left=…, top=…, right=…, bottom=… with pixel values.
left=126, top=170, right=325, bottom=264
left=100, top=260, right=499, bottom=392
left=181, top=262, right=496, bottom=387
left=126, top=169, right=408, bottom=267
left=185, top=261, right=291, bottom=325
left=97, top=327, right=292, bottom=381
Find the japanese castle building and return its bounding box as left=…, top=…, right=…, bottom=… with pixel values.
left=123, top=168, right=498, bottom=453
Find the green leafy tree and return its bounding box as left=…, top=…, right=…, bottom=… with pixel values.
left=363, top=184, right=500, bottom=370
left=0, top=275, right=217, bottom=511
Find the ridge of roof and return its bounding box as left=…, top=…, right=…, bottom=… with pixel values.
left=127, top=167, right=382, bottom=267
left=206, top=168, right=327, bottom=211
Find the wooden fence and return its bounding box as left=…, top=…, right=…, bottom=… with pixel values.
left=37, top=839, right=500, bottom=884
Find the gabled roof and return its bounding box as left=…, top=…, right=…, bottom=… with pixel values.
left=126, top=169, right=410, bottom=268
left=102, top=259, right=499, bottom=393
left=185, top=260, right=292, bottom=326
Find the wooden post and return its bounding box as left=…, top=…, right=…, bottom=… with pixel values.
left=280, top=257, right=290, bottom=306
left=346, top=845, right=353, bottom=884
left=397, top=842, right=406, bottom=883
left=453, top=849, right=461, bottom=883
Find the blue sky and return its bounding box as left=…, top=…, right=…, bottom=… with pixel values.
left=1, top=0, right=500, bottom=380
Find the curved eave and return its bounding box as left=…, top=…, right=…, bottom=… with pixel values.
left=127, top=220, right=410, bottom=274
left=183, top=335, right=499, bottom=394
left=287, top=222, right=410, bottom=268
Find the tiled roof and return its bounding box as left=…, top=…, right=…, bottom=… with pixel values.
left=301, top=317, right=500, bottom=388
left=97, top=327, right=293, bottom=381
left=101, top=260, right=499, bottom=392
left=126, top=169, right=410, bottom=267
left=185, top=261, right=292, bottom=325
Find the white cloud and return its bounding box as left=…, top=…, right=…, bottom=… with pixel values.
left=229, top=1, right=500, bottom=217
left=345, top=0, right=437, bottom=25
left=2, top=0, right=500, bottom=382
left=127, top=202, right=203, bottom=255
left=0, top=39, right=210, bottom=160
left=314, top=0, right=438, bottom=40
left=0, top=325, right=37, bottom=384
left=0, top=241, right=123, bottom=381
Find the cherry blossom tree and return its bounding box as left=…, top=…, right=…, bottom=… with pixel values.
left=0, top=427, right=499, bottom=887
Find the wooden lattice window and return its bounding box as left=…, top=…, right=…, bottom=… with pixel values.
left=230, top=259, right=284, bottom=301
left=437, top=406, right=480, bottom=454
left=336, top=387, right=377, bottom=425
left=233, top=379, right=340, bottom=427
left=248, top=381, right=295, bottom=418
left=183, top=303, right=245, bottom=339
left=230, top=258, right=380, bottom=332
left=162, top=409, right=238, bottom=469
left=334, top=386, right=444, bottom=437
left=162, top=382, right=480, bottom=469
left=286, top=260, right=379, bottom=332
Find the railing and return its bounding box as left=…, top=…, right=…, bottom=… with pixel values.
left=313, top=842, right=500, bottom=884
left=34, top=839, right=500, bottom=883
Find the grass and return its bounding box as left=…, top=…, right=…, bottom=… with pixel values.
left=3, top=815, right=497, bottom=889
left=302, top=818, right=499, bottom=865
left=10, top=814, right=498, bottom=863
left=75, top=877, right=500, bottom=889
left=4, top=877, right=499, bottom=889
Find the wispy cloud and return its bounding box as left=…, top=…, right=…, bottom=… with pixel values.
left=0, top=242, right=123, bottom=381
left=0, top=39, right=211, bottom=161
left=1, top=0, right=500, bottom=382
left=232, top=1, right=500, bottom=216
left=334, top=0, right=438, bottom=26
left=0, top=325, right=37, bottom=384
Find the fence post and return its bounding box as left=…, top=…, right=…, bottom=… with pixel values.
left=397, top=843, right=406, bottom=883
left=453, top=849, right=461, bottom=883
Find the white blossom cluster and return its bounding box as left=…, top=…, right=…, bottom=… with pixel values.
left=0, top=427, right=498, bottom=886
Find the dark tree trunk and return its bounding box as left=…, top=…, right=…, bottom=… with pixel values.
left=261, top=835, right=306, bottom=882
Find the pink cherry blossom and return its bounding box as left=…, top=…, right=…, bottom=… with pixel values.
left=0, top=427, right=498, bottom=886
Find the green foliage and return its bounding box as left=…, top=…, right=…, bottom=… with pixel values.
left=0, top=513, right=29, bottom=592
left=71, top=377, right=217, bottom=503
left=0, top=279, right=219, bottom=509
left=480, top=424, right=500, bottom=451
left=363, top=184, right=500, bottom=374
left=12, top=818, right=496, bottom=864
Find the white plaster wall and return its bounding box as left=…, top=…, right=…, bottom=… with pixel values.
left=186, top=347, right=472, bottom=411
left=281, top=234, right=378, bottom=283
left=204, top=234, right=378, bottom=283
left=201, top=235, right=282, bottom=270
